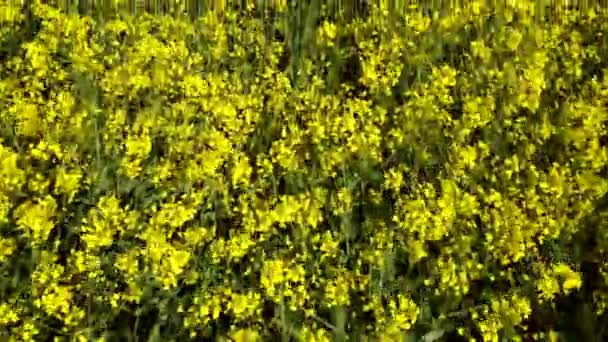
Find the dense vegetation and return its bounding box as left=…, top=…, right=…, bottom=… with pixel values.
left=1, top=1, right=608, bottom=341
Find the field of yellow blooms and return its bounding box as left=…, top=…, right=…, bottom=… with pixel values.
left=1, top=1, right=608, bottom=341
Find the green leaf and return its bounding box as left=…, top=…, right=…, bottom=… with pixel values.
left=422, top=329, right=445, bottom=342
left=147, top=323, right=161, bottom=342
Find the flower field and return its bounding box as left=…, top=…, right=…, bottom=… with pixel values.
left=1, top=1, right=608, bottom=341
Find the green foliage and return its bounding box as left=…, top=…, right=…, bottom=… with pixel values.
left=1, top=1, right=608, bottom=341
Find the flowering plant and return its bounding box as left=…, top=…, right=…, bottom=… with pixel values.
left=0, top=1, right=607, bottom=341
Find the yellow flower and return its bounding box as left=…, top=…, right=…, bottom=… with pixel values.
left=0, top=144, right=26, bottom=191
left=409, top=239, right=428, bottom=263
left=317, top=21, right=337, bottom=47
left=0, top=302, right=20, bottom=325
left=53, top=167, right=83, bottom=203
left=505, top=28, right=523, bottom=51
left=232, top=154, right=253, bottom=187
left=14, top=195, right=57, bottom=245
left=125, top=132, right=152, bottom=159
left=232, top=329, right=260, bottom=342
left=537, top=273, right=560, bottom=302
left=0, top=237, right=17, bottom=262
left=553, top=263, right=583, bottom=294
left=562, top=275, right=582, bottom=294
